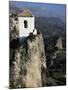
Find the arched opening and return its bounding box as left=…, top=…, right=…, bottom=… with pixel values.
left=24, top=20, right=28, bottom=28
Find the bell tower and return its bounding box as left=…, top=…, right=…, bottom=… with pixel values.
left=18, top=9, right=35, bottom=37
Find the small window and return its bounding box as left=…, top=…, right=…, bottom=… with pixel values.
left=24, top=20, right=28, bottom=28
left=15, top=17, right=18, bottom=21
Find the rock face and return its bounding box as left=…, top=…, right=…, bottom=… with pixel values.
left=9, top=32, right=47, bottom=88
left=55, top=37, right=63, bottom=49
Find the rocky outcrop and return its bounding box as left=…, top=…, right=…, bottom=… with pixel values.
left=55, top=37, right=63, bottom=49
left=9, top=32, right=47, bottom=88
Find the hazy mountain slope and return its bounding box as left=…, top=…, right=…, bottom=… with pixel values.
left=35, top=17, right=66, bottom=37
left=9, top=3, right=22, bottom=14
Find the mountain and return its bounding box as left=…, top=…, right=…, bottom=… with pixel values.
left=9, top=4, right=66, bottom=87
left=9, top=3, right=22, bottom=14
left=9, top=1, right=66, bottom=22
left=35, top=17, right=66, bottom=37
left=9, top=4, right=66, bottom=37
left=10, top=32, right=47, bottom=88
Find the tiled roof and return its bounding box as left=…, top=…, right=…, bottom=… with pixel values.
left=18, top=9, right=33, bottom=17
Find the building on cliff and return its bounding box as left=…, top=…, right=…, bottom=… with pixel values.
left=18, top=9, right=37, bottom=38
left=10, top=9, right=47, bottom=88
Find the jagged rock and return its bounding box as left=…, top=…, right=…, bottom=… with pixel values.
left=9, top=32, right=47, bottom=88
left=9, top=15, right=19, bottom=41
left=55, top=37, right=63, bottom=49
left=9, top=49, right=21, bottom=88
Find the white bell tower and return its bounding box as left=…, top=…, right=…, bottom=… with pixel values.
left=18, top=9, right=35, bottom=37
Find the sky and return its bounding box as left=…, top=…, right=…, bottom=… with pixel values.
left=9, top=1, right=66, bottom=18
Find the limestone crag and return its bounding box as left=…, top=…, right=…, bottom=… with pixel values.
left=10, top=32, right=47, bottom=88
left=55, top=37, right=63, bottom=49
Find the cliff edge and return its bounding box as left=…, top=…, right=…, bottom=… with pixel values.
left=9, top=32, right=47, bottom=88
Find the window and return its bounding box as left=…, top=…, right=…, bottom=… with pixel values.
left=24, top=20, right=28, bottom=28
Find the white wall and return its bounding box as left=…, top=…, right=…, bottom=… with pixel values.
left=18, top=16, right=35, bottom=37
